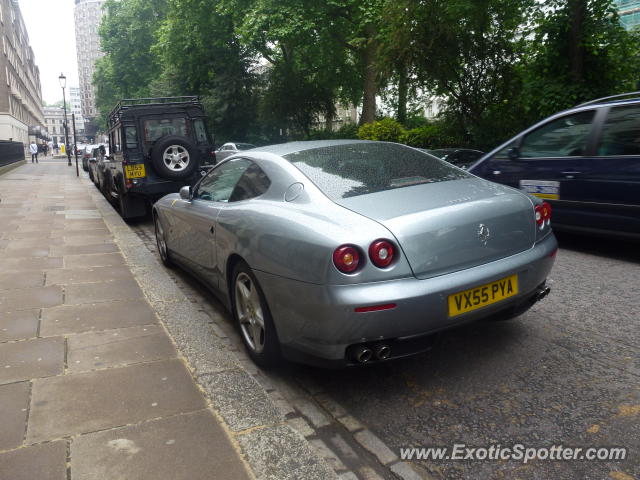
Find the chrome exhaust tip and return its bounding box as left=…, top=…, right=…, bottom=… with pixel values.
left=375, top=344, right=391, bottom=360
left=354, top=346, right=373, bottom=363
left=535, top=287, right=551, bottom=302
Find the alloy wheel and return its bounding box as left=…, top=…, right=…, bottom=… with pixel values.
left=235, top=272, right=266, bottom=353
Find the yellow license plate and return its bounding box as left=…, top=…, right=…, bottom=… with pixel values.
left=125, top=164, right=146, bottom=178
left=448, top=274, right=518, bottom=317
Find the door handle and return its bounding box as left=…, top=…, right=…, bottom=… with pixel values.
left=561, top=171, right=582, bottom=178
left=492, top=170, right=501, bottom=175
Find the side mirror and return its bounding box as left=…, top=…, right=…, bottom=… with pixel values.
left=507, top=147, right=520, bottom=160
left=179, top=186, right=192, bottom=200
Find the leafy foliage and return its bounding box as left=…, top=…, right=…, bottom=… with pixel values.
left=91, top=0, right=640, bottom=150
left=357, top=118, right=406, bottom=142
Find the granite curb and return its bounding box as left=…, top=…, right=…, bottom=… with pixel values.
left=90, top=186, right=338, bottom=479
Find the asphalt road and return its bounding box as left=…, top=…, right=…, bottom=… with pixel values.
left=133, top=215, right=639, bottom=480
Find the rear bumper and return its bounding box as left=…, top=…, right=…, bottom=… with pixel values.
left=255, top=233, right=558, bottom=367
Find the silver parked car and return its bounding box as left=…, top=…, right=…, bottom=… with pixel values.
left=153, top=140, right=557, bottom=367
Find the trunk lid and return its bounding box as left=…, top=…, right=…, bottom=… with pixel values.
left=337, top=178, right=536, bottom=279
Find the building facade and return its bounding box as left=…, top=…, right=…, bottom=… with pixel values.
left=0, top=0, right=45, bottom=144
left=615, top=0, right=640, bottom=30
left=74, top=0, right=105, bottom=122
left=69, top=86, right=85, bottom=135
left=43, top=107, right=66, bottom=146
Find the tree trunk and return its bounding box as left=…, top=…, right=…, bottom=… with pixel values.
left=396, top=62, right=408, bottom=124
left=568, top=0, right=586, bottom=83
left=324, top=100, right=334, bottom=131
left=359, top=32, right=378, bottom=125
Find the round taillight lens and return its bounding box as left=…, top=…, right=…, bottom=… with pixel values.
left=541, top=201, right=551, bottom=222
left=535, top=202, right=552, bottom=228
left=369, top=239, right=395, bottom=268
left=333, top=245, right=361, bottom=273
left=534, top=205, right=544, bottom=226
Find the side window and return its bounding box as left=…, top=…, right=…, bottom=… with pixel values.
left=124, top=126, right=138, bottom=150
left=597, top=105, right=640, bottom=156
left=492, top=141, right=517, bottom=160
left=229, top=162, right=271, bottom=202
left=194, top=119, right=209, bottom=144
left=195, top=159, right=252, bottom=203
left=113, top=129, right=122, bottom=153
left=519, top=110, right=594, bottom=158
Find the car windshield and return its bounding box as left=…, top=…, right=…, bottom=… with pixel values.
left=285, top=143, right=469, bottom=200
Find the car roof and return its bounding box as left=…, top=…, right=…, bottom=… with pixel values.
left=253, top=139, right=376, bottom=156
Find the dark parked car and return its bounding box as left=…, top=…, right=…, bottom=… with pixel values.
left=98, top=96, right=215, bottom=220
left=469, top=92, right=640, bottom=238
left=424, top=148, right=484, bottom=169
left=215, top=142, right=256, bottom=162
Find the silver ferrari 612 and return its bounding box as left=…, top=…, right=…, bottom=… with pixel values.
left=153, top=140, right=557, bottom=367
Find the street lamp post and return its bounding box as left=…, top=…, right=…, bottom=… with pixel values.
left=59, top=73, right=71, bottom=167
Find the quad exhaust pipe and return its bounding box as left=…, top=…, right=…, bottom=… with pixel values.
left=375, top=344, right=391, bottom=360
left=351, top=344, right=392, bottom=363
left=353, top=345, right=373, bottom=363
left=534, top=286, right=551, bottom=303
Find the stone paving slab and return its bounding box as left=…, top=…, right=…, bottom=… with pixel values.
left=71, top=410, right=251, bottom=480
left=4, top=237, right=64, bottom=248
left=0, top=381, right=30, bottom=450
left=63, top=252, right=125, bottom=269
left=0, top=310, right=39, bottom=342
left=67, top=325, right=176, bottom=373
left=0, top=440, right=67, bottom=480
left=27, top=359, right=207, bottom=443
left=0, top=271, right=44, bottom=291
left=65, top=278, right=145, bottom=305
left=61, top=235, right=114, bottom=246
left=44, top=265, right=133, bottom=286
left=0, top=257, right=63, bottom=272
left=1, top=246, right=50, bottom=257
left=0, top=285, right=63, bottom=311
left=50, top=243, right=118, bottom=256
left=0, top=337, right=64, bottom=385
left=41, top=300, right=158, bottom=336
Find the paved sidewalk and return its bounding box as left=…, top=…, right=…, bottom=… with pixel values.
left=0, top=158, right=252, bottom=479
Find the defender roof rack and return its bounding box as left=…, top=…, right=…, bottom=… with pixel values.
left=576, top=91, right=640, bottom=108
left=107, top=96, right=201, bottom=127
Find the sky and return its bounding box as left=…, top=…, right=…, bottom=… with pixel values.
left=18, top=0, right=79, bottom=104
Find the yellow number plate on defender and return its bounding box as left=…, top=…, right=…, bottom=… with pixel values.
left=125, top=164, right=146, bottom=178
left=448, top=274, right=518, bottom=317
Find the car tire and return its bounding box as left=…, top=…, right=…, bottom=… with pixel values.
left=154, top=214, right=173, bottom=268
left=231, top=261, right=281, bottom=367
left=151, top=135, right=199, bottom=181
left=88, top=167, right=95, bottom=183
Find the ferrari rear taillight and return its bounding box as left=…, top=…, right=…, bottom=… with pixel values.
left=333, top=245, right=361, bottom=273
left=535, top=202, right=552, bottom=229
left=369, top=239, right=395, bottom=268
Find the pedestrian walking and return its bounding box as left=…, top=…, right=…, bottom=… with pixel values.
left=29, top=140, right=38, bottom=163
left=53, top=143, right=59, bottom=155
left=42, top=142, right=49, bottom=157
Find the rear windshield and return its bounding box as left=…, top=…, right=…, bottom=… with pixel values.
left=285, top=143, right=469, bottom=200
left=143, top=118, right=188, bottom=143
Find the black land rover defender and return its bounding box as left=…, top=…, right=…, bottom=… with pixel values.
left=100, top=97, right=215, bottom=219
